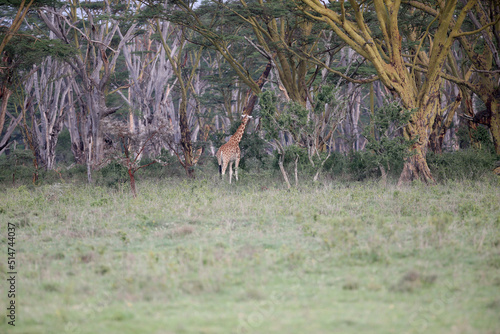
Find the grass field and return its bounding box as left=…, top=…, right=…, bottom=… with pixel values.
left=1, top=175, right=500, bottom=334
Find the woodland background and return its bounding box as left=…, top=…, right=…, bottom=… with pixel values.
left=1, top=2, right=500, bottom=333
left=0, top=0, right=499, bottom=189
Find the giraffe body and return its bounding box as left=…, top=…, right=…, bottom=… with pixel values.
left=216, top=114, right=252, bottom=183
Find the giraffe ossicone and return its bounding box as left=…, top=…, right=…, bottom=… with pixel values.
left=216, top=114, right=252, bottom=183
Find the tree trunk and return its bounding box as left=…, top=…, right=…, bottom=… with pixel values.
left=428, top=91, right=461, bottom=154
left=278, top=153, right=291, bottom=189
left=487, top=94, right=500, bottom=154
left=398, top=129, right=435, bottom=185
left=379, top=164, right=387, bottom=187
left=0, top=88, right=19, bottom=154
left=23, top=59, right=71, bottom=169
left=66, top=90, right=86, bottom=164
left=399, top=81, right=441, bottom=185
left=0, top=87, right=10, bottom=134
left=398, top=149, right=434, bottom=186
left=179, top=96, right=195, bottom=178
left=119, top=22, right=178, bottom=157
left=294, top=154, right=299, bottom=187
left=428, top=113, right=445, bottom=154
left=243, top=60, right=273, bottom=117
left=128, top=168, right=137, bottom=198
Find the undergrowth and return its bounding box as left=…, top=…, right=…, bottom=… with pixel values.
left=0, top=147, right=497, bottom=189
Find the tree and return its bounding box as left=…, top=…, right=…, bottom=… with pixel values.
left=0, top=0, right=67, bottom=156
left=411, top=0, right=500, bottom=154
left=38, top=1, right=138, bottom=181
left=22, top=57, right=72, bottom=169
left=299, top=0, right=478, bottom=185
left=259, top=83, right=346, bottom=187
left=101, top=117, right=173, bottom=197
left=155, top=18, right=202, bottom=178
left=363, top=101, right=416, bottom=185
left=0, top=0, right=37, bottom=56
left=0, top=0, right=34, bottom=154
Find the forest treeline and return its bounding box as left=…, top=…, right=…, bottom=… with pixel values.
left=0, top=0, right=499, bottom=188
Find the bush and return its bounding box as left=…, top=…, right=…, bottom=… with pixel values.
left=0, top=149, right=37, bottom=185
left=55, top=129, right=76, bottom=165
left=94, top=162, right=129, bottom=188
left=342, top=150, right=403, bottom=181
left=323, top=151, right=349, bottom=178
left=427, top=148, right=499, bottom=181
left=238, top=131, right=271, bottom=172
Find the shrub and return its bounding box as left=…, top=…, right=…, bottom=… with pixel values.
left=323, top=151, right=349, bottom=179
left=0, top=149, right=37, bottom=185
left=94, top=162, right=128, bottom=187
left=427, top=148, right=499, bottom=181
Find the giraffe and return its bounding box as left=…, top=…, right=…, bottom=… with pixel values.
left=216, top=114, right=252, bottom=183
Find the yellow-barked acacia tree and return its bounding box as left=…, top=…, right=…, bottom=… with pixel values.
left=298, top=0, right=477, bottom=185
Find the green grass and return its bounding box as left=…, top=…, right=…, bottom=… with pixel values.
left=1, top=176, right=500, bottom=334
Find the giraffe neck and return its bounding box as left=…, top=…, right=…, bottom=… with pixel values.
left=228, top=116, right=249, bottom=145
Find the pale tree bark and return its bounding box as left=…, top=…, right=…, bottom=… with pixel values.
left=117, top=22, right=178, bottom=157
left=156, top=18, right=204, bottom=178
left=23, top=58, right=72, bottom=169
left=65, top=81, right=85, bottom=164
left=348, top=87, right=362, bottom=151
left=158, top=0, right=339, bottom=147
left=187, top=54, right=212, bottom=164
left=233, top=2, right=313, bottom=107
left=38, top=3, right=137, bottom=181
left=327, top=48, right=365, bottom=155
left=0, top=51, right=19, bottom=156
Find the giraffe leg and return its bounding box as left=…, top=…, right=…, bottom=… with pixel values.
left=235, top=157, right=240, bottom=181
left=229, top=162, right=233, bottom=184
left=216, top=149, right=222, bottom=175
left=221, top=159, right=228, bottom=180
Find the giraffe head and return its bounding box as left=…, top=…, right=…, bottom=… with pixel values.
left=241, top=114, right=252, bottom=124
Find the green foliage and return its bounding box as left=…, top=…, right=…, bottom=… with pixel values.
left=360, top=102, right=416, bottom=179
left=269, top=144, right=303, bottom=171
left=0, top=149, right=35, bottom=184
left=259, top=90, right=283, bottom=141
left=344, top=150, right=380, bottom=180
left=259, top=91, right=309, bottom=151
left=1, top=32, right=76, bottom=71
left=55, top=129, right=75, bottom=165
left=94, top=162, right=129, bottom=188
left=260, top=86, right=347, bottom=178
left=455, top=124, right=494, bottom=152
left=323, top=151, right=349, bottom=178
left=313, top=84, right=337, bottom=114
left=238, top=131, right=271, bottom=171
left=427, top=148, right=499, bottom=181
left=0, top=0, right=60, bottom=8
left=470, top=126, right=495, bottom=152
